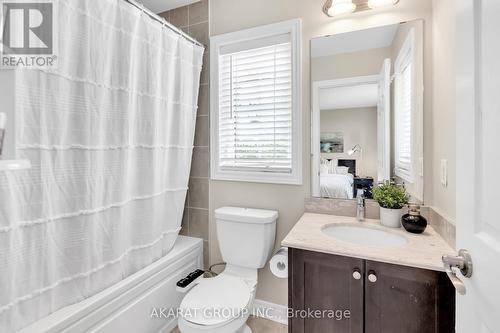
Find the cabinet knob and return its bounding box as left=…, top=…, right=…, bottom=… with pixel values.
left=368, top=271, right=377, bottom=283
left=352, top=269, right=362, bottom=280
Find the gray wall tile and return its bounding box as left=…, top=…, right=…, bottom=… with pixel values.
left=203, top=240, right=209, bottom=269
left=305, top=197, right=380, bottom=219
left=189, top=208, right=209, bottom=240
left=197, top=83, right=209, bottom=116
left=428, top=208, right=456, bottom=248
left=200, top=53, right=209, bottom=85
left=188, top=178, right=209, bottom=209
left=194, top=115, right=209, bottom=147
left=188, top=22, right=209, bottom=47
left=180, top=208, right=189, bottom=235
left=188, top=0, right=209, bottom=25
left=169, top=6, right=188, bottom=28
left=158, top=11, right=169, bottom=21
left=190, top=147, right=209, bottom=178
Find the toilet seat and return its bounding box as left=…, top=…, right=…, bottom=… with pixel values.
left=180, top=275, right=252, bottom=327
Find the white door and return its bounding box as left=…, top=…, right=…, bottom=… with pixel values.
left=455, top=0, right=500, bottom=331
left=377, top=58, right=391, bottom=183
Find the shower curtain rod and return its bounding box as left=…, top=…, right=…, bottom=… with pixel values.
left=124, top=0, right=204, bottom=48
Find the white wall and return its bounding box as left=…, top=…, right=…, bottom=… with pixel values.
left=311, top=47, right=391, bottom=81
left=321, top=108, right=378, bottom=179
left=430, top=0, right=456, bottom=221
left=209, top=0, right=435, bottom=306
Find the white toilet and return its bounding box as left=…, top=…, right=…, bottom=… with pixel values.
left=178, top=207, right=278, bottom=333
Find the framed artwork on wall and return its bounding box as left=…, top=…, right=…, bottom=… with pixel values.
left=320, top=132, right=344, bottom=153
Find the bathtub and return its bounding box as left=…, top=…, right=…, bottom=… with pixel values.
left=19, top=236, right=203, bottom=333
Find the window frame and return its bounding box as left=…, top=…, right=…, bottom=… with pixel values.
left=210, top=19, right=302, bottom=185
left=393, top=28, right=415, bottom=183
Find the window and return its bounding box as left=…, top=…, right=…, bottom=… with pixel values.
left=394, top=29, right=415, bottom=182
left=210, top=19, right=302, bottom=184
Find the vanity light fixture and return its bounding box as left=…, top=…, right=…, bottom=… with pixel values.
left=323, top=0, right=400, bottom=17
left=367, top=0, right=400, bottom=9
left=322, top=0, right=356, bottom=17
left=348, top=144, right=363, bottom=155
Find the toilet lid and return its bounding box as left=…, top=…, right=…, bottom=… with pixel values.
left=180, top=275, right=252, bottom=326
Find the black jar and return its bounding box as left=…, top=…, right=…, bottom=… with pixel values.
left=402, top=205, right=427, bottom=234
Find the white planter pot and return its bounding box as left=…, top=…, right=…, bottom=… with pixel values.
left=379, top=207, right=403, bottom=228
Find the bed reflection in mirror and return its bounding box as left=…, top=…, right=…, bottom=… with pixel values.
left=311, top=21, right=425, bottom=202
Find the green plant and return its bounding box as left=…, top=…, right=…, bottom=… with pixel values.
left=372, top=183, right=409, bottom=209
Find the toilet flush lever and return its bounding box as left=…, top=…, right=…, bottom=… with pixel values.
left=442, top=249, right=473, bottom=296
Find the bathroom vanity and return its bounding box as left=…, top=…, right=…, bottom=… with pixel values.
left=294, top=17, right=458, bottom=332
left=283, top=213, right=456, bottom=333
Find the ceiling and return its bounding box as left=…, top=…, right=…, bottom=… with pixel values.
left=320, top=84, right=378, bottom=110
left=142, top=0, right=200, bottom=13
left=311, top=23, right=399, bottom=58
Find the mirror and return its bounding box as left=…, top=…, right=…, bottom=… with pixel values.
left=311, top=20, right=424, bottom=202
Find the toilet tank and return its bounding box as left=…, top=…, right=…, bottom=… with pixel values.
left=215, top=207, right=277, bottom=269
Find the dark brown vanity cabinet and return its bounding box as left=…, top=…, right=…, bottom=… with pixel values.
left=288, top=248, right=364, bottom=333
left=288, top=248, right=455, bottom=333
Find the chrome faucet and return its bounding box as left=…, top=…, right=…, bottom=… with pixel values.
left=356, top=189, right=365, bottom=222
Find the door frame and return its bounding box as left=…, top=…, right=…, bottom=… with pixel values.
left=311, top=75, right=380, bottom=197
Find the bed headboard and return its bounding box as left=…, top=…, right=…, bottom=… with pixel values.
left=338, top=159, right=356, bottom=176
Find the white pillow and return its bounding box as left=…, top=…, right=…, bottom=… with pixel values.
left=336, top=166, right=349, bottom=175
left=320, top=164, right=329, bottom=174
left=328, top=161, right=336, bottom=174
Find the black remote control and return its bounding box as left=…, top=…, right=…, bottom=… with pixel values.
left=176, top=278, right=190, bottom=288
left=176, top=269, right=205, bottom=288
left=188, top=269, right=204, bottom=279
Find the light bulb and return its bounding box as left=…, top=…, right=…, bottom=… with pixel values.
left=367, top=0, right=399, bottom=9
left=326, top=0, right=356, bottom=17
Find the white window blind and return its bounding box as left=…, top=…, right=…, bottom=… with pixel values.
left=394, top=33, right=414, bottom=182
left=218, top=40, right=293, bottom=173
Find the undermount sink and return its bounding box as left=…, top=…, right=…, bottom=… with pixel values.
left=322, top=224, right=409, bottom=247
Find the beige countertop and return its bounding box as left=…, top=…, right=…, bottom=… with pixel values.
left=282, top=213, right=455, bottom=272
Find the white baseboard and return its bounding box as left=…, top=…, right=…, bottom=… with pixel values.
left=252, top=299, right=288, bottom=325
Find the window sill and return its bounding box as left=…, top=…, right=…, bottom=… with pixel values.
left=211, top=170, right=302, bottom=186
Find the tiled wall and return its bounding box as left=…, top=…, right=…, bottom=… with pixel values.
left=424, top=207, right=456, bottom=248
left=159, top=0, right=210, bottom=268
left=305, top=197, right=382, bottom=219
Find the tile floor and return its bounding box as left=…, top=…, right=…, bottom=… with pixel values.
left=247, top=316, right=288, bottom=332
left=170, top=316, right=287, bottom=333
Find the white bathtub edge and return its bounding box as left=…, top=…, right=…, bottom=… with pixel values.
left=19, top=236, right=203, bottom=333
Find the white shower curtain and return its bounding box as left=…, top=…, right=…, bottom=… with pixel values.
left=0, top=0, right=204, bottom=331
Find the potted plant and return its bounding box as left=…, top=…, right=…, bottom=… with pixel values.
left=372, top=182, right=409, bottom=228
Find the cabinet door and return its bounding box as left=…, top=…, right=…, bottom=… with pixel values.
left=289, top=249, right=364, bottom=333
left=364, top=260, right=455, bottom=333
